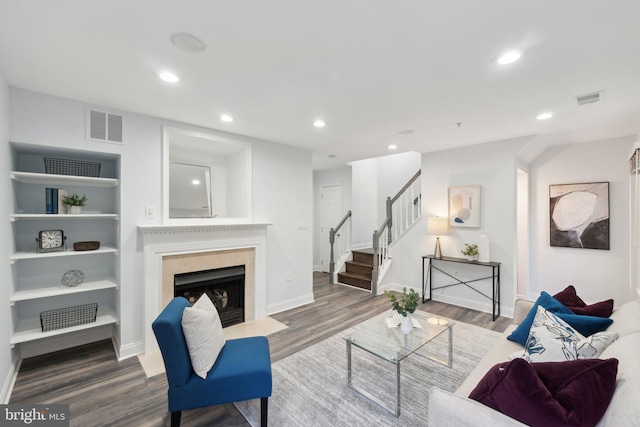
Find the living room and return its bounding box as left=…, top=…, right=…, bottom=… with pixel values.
left=1, top=2, right=640, bottom=425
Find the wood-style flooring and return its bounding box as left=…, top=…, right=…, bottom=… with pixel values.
left=10, top=272, right=511, bottom=426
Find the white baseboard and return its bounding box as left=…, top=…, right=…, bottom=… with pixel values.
left=267, top=293, right=315, bottom=315
left=1, top=356, right=20, bottom=404
left=116, top=340, right=143, bottom=361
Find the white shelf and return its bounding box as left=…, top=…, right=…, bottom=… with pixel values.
left=10, top=305, right=117, bottom=345
left=10, top=171, right=119, bottom=188
left=11, top=213, right=119, bottom=221
left=11, top=278, right=118, bottom=302
left=10, top=245, right=118, bottom=261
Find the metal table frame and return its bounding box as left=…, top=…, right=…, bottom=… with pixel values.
left=422, top=255, right=501, bottom=320
left=345, top=318, right=453, bottom=417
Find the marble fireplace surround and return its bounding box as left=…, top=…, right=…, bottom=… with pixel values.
left=139, top=223, right=270, bottom=353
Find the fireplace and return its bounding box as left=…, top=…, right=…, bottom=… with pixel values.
left=174, top=265, right=245, bottom=328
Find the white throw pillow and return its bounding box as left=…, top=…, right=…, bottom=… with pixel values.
left=521, top=306, right=617, bottom=363
left=181, top=293, right=226, bottom=379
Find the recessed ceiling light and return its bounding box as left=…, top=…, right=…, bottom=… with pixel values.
left=313, top=120, right=326, bottom=128
left=388, top=144, right=398, bottom=150
left=536, top=112, right=554, bottom=120
left=191, top=179, right=201, bottom=185
left=158, top=71, right=180, bottom=83
left=496, top=50, right=523, bottom=65
left=220, top=114, right=234, bottom=123
left=170, top=32, right=206, bottom=53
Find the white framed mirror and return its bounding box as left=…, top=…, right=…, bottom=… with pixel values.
left=162, top=126, right=252, bottom=224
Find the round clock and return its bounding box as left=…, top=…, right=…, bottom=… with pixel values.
left=36, top=229, right=67, bottom=253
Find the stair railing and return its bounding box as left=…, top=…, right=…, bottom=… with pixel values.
left=329, top=210, right=352, bottom=284
left=388, top=169, right=422, bottom=242
left=371, top=169, right=422, bottom=293
left=371, top=218, right=390, bottom=294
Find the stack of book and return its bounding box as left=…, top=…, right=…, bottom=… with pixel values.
left=45, top=188, right=68, bottom=214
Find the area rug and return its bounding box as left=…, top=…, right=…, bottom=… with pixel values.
left=235, top=310, right=502, bottom=426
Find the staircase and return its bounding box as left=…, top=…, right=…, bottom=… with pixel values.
left=337, top=248, right=374, bottom=290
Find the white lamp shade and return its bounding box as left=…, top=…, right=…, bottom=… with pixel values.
left=427, top=217, right=449, bottom=236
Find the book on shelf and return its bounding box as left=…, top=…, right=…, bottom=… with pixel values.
left=45, top=188, right=68, bottom=214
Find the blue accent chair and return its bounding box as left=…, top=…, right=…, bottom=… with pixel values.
left=152, top=297, right=273, bottom=426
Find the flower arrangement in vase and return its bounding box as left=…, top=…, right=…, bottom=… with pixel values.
left=384, top=287, right=420, bottom=334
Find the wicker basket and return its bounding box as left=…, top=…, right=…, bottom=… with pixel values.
left=40, top=303, right=98, bottom=332
left=44, top=157, right=101, bottom=177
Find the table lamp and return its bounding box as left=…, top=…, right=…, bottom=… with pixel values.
left=427, top=217, right=448, bottom=259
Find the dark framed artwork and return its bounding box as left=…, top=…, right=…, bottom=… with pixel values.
left=549, top=182, right=609, bottom=250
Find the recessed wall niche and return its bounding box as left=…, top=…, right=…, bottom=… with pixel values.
left=162, top=126, right=252, bottom=223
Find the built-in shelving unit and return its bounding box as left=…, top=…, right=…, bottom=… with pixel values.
left=9, top=142, right=121, bottom=353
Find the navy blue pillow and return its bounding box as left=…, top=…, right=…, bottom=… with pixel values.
left=555, top=312, right=613, bottom=337
left=507, top=292, right=573, bottom=345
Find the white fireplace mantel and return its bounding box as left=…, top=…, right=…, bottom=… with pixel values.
left=139, top=222, right=272, bottom=353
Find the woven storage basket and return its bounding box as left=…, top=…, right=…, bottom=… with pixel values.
left=44, top=157, right=101, bottom=177
left=40, top=303, right=98, bottom=332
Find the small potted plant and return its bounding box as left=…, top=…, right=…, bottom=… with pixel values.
left=62, top=194, right=88, bottom=214
left=384, top=287, right=420, bottom=334
left=461, top=243, right=478, bottom=261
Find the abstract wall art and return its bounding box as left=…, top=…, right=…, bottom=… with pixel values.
left=448, top=185, right=481, bottom=228
left=549, top=182, right=609, bottom=250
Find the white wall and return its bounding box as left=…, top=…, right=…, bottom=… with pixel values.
left=0, top=71, right=15, bottom=402
left=312, top=166, right=352, bottom=269
left=351, top=158, right=378, bottom=246
left=529, top=137, right=635, bottom=305
left=8, top=88, right=313, bottom=356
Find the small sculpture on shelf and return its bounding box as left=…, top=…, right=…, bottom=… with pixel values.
left=61, top=270, right=85, bottom=287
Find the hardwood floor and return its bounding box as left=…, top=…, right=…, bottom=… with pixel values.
left=10, top=272, right=511, bottom=426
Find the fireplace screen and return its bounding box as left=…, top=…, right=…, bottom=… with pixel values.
left=174, top=265, right=245, bottom=328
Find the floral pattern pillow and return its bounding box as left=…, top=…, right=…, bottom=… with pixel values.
left=522, top=306, right=618, bottom=363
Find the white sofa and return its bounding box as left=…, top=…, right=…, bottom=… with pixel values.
left=429, top=299, right=640, bottom=427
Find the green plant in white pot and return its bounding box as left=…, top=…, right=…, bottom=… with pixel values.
left=62, top=194, right=87, bottom=214
left=384, top=287, right=420, bottom=334
left=461, top=243, right=478, bottom=261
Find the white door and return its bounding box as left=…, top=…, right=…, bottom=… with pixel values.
left=320, top=184, right=343, bottom=273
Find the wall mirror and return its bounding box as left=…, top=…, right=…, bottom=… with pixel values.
left=162, top=126, right=252, bottom=223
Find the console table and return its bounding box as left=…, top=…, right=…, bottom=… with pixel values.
left=422, top=255, right=501, bottom=320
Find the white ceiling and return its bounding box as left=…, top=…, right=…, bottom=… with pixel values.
left=1, top=1, right=639, bottom=169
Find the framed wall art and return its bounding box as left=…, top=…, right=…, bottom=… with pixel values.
left=549, top=182, right=609, bottom=250
left=448, top=185, right=481, bottom=228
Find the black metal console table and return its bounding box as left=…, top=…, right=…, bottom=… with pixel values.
left=422, top=255, right=501, bottom=320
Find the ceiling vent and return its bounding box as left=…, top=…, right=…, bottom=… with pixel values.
left=86, top=109, right=124, bottom=144
left=576, top=91, right=603, bottom=106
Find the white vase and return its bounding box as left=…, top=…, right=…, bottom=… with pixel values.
left=400, top=314, right=413, bottom=334
left=69, top=206, right=81, bottom=214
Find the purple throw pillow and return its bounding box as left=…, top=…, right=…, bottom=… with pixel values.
left=469, top=358, right=618, bottom=427
left=553, top=285, right=586, bottom=307
left=553, top=286, right=614, bottom=318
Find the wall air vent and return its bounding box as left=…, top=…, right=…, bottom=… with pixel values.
left=575, top=91, right=603, bottom=106
left=86, top=109, right=124, bottom=144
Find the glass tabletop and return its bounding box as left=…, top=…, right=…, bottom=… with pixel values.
left=343, top=311, right=454, bottom=364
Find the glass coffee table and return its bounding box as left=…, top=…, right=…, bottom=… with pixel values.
left=343, top=311, right=454, bottom=417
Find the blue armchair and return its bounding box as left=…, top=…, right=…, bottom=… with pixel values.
left=152, top=297, right=272, bottom=426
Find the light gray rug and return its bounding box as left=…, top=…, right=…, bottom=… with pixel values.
left=235, top=310, right=502, bottom=426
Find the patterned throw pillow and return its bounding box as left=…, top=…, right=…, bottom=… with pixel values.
left=522, top=306, right=617, bottom=363
left=181, top=293, right=226, bottom=379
